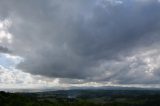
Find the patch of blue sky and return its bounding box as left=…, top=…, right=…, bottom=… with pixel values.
left=0, top=53, right=22, bottom=69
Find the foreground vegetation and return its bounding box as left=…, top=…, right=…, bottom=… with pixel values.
left=1, top=90, right=160, bottom=106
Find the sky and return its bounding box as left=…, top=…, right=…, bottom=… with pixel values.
left=1, top=0, right=160, bottom=90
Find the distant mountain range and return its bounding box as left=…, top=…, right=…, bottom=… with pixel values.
left=1, top=86, right=160, bottom=93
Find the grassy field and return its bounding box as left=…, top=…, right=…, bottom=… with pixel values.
left=1, top=90, right=160, bottom=106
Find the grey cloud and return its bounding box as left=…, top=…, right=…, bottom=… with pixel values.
left=0, top=0, right=160, bottom=85
left=0, top=46, right=11, bottom=53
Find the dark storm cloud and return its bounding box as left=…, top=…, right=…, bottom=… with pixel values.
left=0, top=46, right=11, bottom=53
left=0, top=0, right=160, bottom=85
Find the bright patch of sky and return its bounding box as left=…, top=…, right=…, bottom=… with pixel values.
left=0, top=53, right=22, bottom=68
left=0, top=19, right=12, bottom=44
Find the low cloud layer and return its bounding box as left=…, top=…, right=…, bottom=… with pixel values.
left=0, top=0, right=160, bottom=88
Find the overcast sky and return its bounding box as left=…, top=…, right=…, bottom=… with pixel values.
left=1, top=0, right=160, bottom=89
